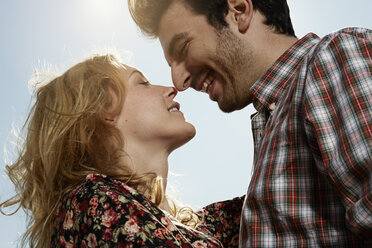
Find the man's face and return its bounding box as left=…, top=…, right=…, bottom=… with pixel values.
left=158, top=0, right=254, bottom=113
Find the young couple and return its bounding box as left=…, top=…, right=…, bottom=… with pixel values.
left=2, top=0, right=371, bottom=247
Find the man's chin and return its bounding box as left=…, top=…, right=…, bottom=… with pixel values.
left=218, top=100, right=238, bottom=113
left=218, top=98, right=250, bottom=113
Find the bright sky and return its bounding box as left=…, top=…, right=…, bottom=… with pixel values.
left=0, top=0, right=371, bottom=246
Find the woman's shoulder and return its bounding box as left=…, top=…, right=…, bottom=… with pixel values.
left=51, top=174, right=226, bottom=247
left=51, top=174, right=156, bottom=246
left=54, top=174, right=147, bottom=221
left=65, top=174, right=139, bottom=203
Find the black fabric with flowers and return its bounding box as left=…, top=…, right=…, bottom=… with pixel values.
left=50, top=174, right=243, bottom=247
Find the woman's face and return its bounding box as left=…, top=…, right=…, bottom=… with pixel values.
left=114, top=65, right=196, bottom=152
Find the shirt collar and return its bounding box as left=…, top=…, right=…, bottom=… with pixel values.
left=250, top=33, right=320, bottom=113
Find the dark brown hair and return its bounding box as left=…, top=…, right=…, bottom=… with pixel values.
left=128, top=0, right=295, bottom=38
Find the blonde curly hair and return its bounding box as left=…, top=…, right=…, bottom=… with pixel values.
left=0, top=54, right=198, bottom=248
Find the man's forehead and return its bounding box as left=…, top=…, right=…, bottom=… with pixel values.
left=158, top=1, right=198, bottom=41
left=159, top=0, right=195, bottom=26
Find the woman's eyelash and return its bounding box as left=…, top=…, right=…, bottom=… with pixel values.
left=140, top=81, right=150, bottom=86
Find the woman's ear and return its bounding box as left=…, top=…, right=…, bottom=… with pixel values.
left=105, top=116, right=116, bottom=124
left=226, top=0, right=254, bottom=33
left=105, top=85, right=120, bottom=124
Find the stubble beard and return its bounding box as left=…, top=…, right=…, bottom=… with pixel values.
left=214, top=28, right=254, bottom=113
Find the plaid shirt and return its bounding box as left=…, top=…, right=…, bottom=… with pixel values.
left=240, top=28, right=372, bottom=247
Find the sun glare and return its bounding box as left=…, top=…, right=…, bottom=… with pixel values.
left=80, top=0, right=122, bottom=18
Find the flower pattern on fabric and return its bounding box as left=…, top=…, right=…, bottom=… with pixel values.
left=50, top=174, right=243, bottom=247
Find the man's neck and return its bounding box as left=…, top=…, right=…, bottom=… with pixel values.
left=247, top=12, right=299, bottom=79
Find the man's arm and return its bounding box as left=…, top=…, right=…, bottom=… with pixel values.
left=304, top=28, right=372, bottom=237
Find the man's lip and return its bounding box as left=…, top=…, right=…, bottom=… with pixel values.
left=208, top=79, right=217, bottom=101
left=195, top=70, right=212, bottom=91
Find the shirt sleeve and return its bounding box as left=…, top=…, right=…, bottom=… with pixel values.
left=304, top=29, right=372, bottom=237
left=196, top=195, right=245, bottom=248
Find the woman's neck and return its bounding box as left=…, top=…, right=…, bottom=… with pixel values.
left=120, top=141, right=174, bottom=213
left=159, top=197, right=173, bottom=214
left=122, top=141, right=170, bottom=179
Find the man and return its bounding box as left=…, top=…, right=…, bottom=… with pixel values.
left=128, top=0, right=372, bottom=246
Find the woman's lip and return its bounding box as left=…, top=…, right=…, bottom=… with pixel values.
left=168, top=102, right=180, bottom=111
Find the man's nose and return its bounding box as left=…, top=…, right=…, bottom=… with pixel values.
left=171, top=62, right=191, bottom=91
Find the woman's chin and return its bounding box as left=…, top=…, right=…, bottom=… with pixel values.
left=168, top=125, right=196, bottom=152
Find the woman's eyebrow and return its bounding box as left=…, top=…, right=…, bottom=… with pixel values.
left=129, top=70, right=145, bottom=78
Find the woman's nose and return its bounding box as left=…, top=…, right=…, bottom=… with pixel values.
left=165, top=86, right=178, bottom=99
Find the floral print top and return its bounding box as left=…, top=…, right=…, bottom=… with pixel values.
left=50, top=174, right=243, bottom=247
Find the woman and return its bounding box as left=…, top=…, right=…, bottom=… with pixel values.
left=1, top=54, right=243, bottom=247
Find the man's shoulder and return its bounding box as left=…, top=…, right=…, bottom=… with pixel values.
left=326, top=27, right=372, bottom=39
left=313, top=27, right=372, bottom=52
left=297, top=27, right=372, bottom=72
left=300, top=27, right=372, bottom=106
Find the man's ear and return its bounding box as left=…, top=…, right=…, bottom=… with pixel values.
left=226, top=0, right=254, bottom=33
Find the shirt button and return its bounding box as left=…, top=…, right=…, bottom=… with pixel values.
left=269, top=103, right=276, bottom=111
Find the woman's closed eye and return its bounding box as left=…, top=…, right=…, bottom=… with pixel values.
left=139, top=81, right=151, bottom=86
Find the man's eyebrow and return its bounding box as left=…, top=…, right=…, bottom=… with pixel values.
left=168, top=32, right=188, bottom=58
